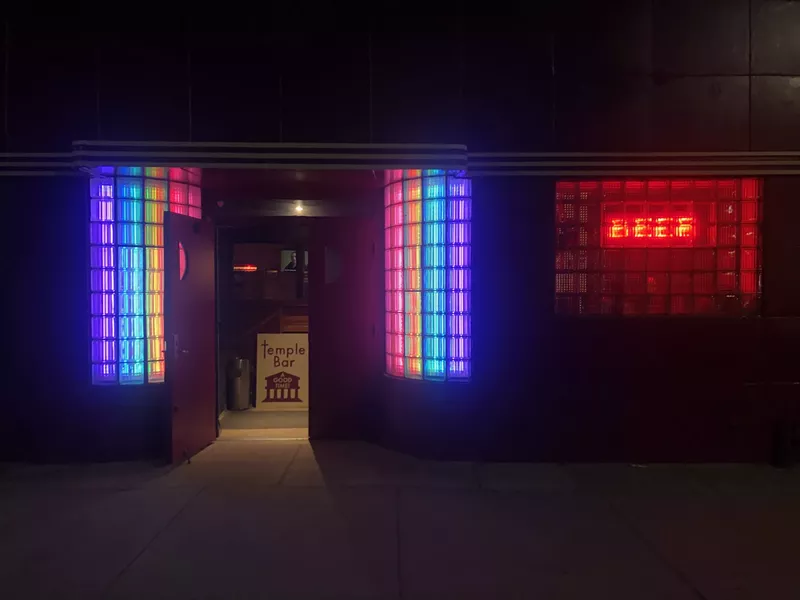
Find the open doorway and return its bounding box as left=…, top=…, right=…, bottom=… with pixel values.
left=218, top=237, right=310, bottom=439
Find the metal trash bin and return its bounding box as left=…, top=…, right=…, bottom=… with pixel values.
left=226, top=358, right=251, bottom=411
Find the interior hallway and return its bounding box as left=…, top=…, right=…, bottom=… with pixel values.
left=1, top=440, right=799, bottom=599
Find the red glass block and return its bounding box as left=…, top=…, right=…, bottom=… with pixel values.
left=742, top=178, right=759, bottom=200
left=622, top=296, right=647, bottom=315
left=556, top=273, right=577, bottom=294
left=717, top=248, right=737, bottom=270
left=693, top=272, right=715, bottom=294
left=741, top=202, right=758, bottom=223
left=647, top=272, right=669, bottom=294
left=647, top=295, right=668, bottom=314
left=741, top=224, right=758, bottom=247
left=717, top=271, right=737, bottom=292
left=694, top=296, right=715, bottom=314
left=740, top=271, right=758, bottom=294
left=625, top=249, right=646, bottom=271
left=671, top=273, right=692, bottom=294
left=718, top=225, right=738, bottom=246
left=557, top=203, right=576, bottom=223
left=601, top=272, right=623, bottom=294
left=741, top=248, right=758, bottom=270
left=648, top=249, right=670, bottom=270
left=693, top=249, right=716, bottom=270
left=670, top=249, right=693, bottom=271
left=556, top=250, right=576, bottom=271
left=671, top=295, right=693, bottom=314
left=624, top=272, right=647, bottom=294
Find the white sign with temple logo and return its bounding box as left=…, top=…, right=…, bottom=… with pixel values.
left=255, top=333, right=309, bottom=410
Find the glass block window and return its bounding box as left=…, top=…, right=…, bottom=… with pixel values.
left=385, top=169, right=471, bottom=381
left=555, top=178, right=762, bottom=316
left=89, top=166, right=202, bottom=385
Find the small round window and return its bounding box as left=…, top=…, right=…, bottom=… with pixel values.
left=178, top=242, right=188, bottom=280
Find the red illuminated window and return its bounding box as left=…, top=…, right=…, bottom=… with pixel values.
left=555, top=179, right=762, bottom=315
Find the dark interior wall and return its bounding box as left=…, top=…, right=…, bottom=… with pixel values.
left=2, top=2, right=800, bottom=152
left=0, top=176, right=166, bottom=462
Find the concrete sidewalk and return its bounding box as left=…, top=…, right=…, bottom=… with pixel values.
left=1, top=440, right=799, bottom=599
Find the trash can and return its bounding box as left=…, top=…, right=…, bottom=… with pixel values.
left=226, top=358, right=251, bottom=411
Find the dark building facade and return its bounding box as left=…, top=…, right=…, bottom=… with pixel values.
left=2, top=2, right=800, bottom=463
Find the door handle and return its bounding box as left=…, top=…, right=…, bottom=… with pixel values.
left=173, top=334, right=189, bottom=358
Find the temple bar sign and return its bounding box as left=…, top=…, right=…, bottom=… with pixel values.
left=255, top=333, right=309, bottom=408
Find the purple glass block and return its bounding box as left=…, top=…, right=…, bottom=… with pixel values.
left=447, top=177, right=471, bottom=198
left=447, top=245, right=471, bottom=268
left=448, top=268, right=471, bottom=291
left=90, top=246, right=115, bottom=269
left=97, top=166, right=115, bottom=175
left=89, top=223, right=114, bottom=245
left=448, top=314, right=471, bottom=337
left=91, top=339, right=117, bottom=362
left=90, top=197, right=115, bottom=222
left=92, top=363, right=118, bottom=384
left=90, top=293, right=115, bottom=315
left=90, top=177, right=114, bottom=199
left=447, top=360, right=471, bottom=379
left=447, top=198, right=472, bottom=222
left=90, top=268, right=116, bottom=292
left=447, top=222, right=471, bottom=245
left=447, top=291, right=470, bottom=315
left=448, top=337, right=471, bottom=360
left=91, top=316, right=116, bottom=339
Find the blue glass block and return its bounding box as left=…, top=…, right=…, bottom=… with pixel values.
left=118, top=269, right=144, bottom=292
left=423, top=314, right=447, bottom=339
left=423, top=244, right=445, bottom=269
left=119, top=362, right=145, bottom=385
left=117, top=177, right=143, bottom=200
left=90, top=293, right=115, bottom=316
left=117, top=166, right=143, bottom=176
left=91, top=339, right=117, bottom=362
left=117, top=197, right=143, bottom=222
left=118, top=223, right=143, bottom=246
left=119, top=316, right=145, bottom=339
left=448, top=314, right=471, bottom=337
left=423, top=268, right=446, bottom=291
left=423, top=198, right=446, bottom=223
left=90, top=316, right=116, bottom=339
left=423, top=223, right=446, bottom=246
left=448, top=198, right=472, bottom=222
left=118, top=292, right=144, bottom=316
left=118, top=246, right=144, bottom=270
left=447, top=291, right=470, bottom=314
left=423, top=176, right=446, bottom=199
left=447, top=245, right=471, bottom=268
left=119, top=338, right=145, bottom=362
left=90, top=197, right=115, bottom=222
left=92, top=363, right=117, bottom=384
left=423, top=169, right=445, bottom=176
left=89, top=223, right=114, bottom=245
left=447, top=222, right=471, bottom=245
left=90, top=268, right=116, bottom=292
left=423, top=359, right=446, bottom=380
left=423, top=290, right=446, bottom=314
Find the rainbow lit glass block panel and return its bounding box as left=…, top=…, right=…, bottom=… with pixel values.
left=89, top=166, right=201, bottom=385
left=384, top=169, right=471, bottom=381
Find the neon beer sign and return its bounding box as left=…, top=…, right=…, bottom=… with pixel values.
left=605, top=215, right=695, bottom=244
